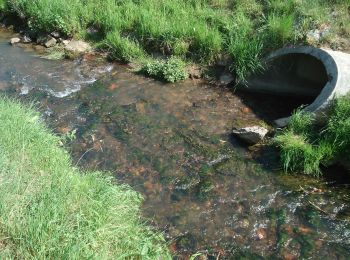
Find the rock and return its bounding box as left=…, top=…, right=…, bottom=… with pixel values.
left=306, top=28, right=330, bottom=44
left=64, top=40, right=91, bottom=54
left=22, top=35, right=32, bottom=43
left=219, top=72, right=234, bottom=85
left=306, top=29, right=321, bottom=44
left=50, top=31, right=60, bottom=38
left=44, top=37, right=57, bottom=48
left=232, top=126, right=268, bottom=145
left=10, top=37, right=20, bottom=45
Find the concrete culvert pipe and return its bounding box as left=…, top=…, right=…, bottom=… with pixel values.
left=243, top=46, right=350, bottom=127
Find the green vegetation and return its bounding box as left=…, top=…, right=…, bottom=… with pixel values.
left=275, top=95, right=350, bottom=177
left=0, top=97, right=170, bottom=258
left=141, top=57, right=188, bottom=83
left=0, top=0, right=349, bottom=82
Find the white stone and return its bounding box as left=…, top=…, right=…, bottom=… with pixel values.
left=10, top=37, right=20, bottom=45
left=232, top=126, right=269, bottom=145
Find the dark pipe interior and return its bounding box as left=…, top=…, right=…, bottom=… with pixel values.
left=246, top=53, right=329, bottom=97
left=236, top=53, right=329, bottom=121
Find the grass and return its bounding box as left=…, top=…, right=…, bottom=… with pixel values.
left=0, top=96, right=170, bottom=258
left=275, top=94, right=350, bottom=177
left=0, top=0, right=349, bottom=82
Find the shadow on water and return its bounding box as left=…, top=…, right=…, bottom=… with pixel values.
left=0, top=28, right=349, bottom=259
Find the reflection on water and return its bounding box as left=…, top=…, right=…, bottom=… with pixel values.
left=0, top=28, right=349, bottom=259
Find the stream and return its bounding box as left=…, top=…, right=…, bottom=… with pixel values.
left=0, top=28, right=349, bottom=259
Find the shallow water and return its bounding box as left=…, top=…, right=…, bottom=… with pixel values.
left=0, top=28, right=349, bottom=259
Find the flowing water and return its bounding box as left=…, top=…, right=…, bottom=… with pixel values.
left=0, top=28, right=349, bottom=259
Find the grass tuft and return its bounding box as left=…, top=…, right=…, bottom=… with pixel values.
left=275, top=95, right=350, bottom=176
left=104, top=32, right=145, bottom=63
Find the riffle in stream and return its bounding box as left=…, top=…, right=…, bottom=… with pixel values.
left=0, top=29, right=349, bottom=259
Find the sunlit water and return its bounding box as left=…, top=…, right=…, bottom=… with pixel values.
left=0, top=28, right=349, bottom=259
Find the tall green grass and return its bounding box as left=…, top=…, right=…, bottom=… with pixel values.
left=0, top=97, right=170, bottom=258
left=1, top=0, right=349, bottom=82
left=275, top=95, right=350, bottom=177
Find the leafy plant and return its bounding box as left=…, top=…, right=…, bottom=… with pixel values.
left=142, top=57, right=188, bottom=83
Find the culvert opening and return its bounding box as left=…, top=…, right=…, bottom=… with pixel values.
left=236, top=53, right=330, bottom=121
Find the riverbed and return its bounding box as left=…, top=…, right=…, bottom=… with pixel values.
left=0, top=28, right=349, bottom=259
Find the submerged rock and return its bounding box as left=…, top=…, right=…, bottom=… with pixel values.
left=232, top=126, right=268, bottom=145
left=10, top=37, right=20, bottom=45
left=64, top=40, right=91, bottom=54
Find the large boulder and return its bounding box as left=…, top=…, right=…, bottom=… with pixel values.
left=232, top=126, right=269, bottom=145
